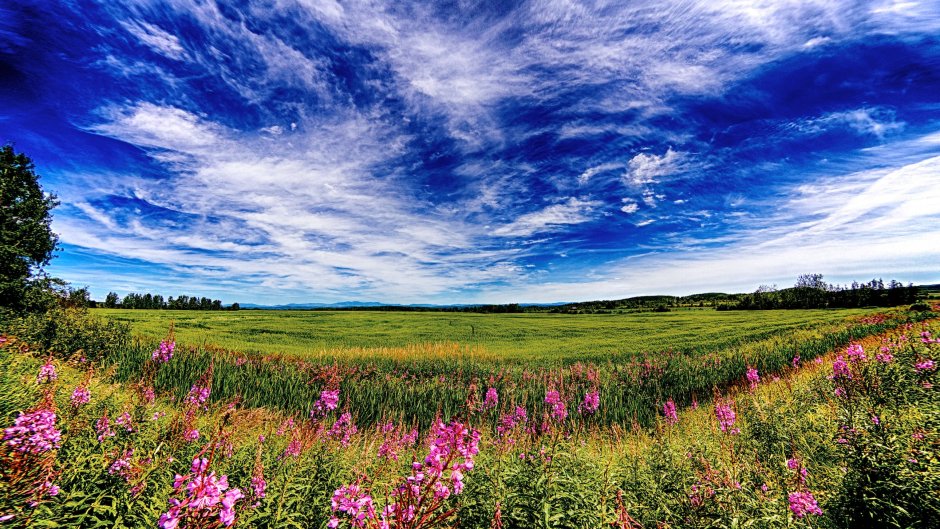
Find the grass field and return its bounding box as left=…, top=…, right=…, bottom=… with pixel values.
left=94, top=307, right=885, bottom=362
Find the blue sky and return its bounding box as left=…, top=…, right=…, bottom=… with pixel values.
left=2, top=1, right=939, bottom=305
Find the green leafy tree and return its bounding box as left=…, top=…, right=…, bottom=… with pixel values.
left=0, top=145, right=59, bottom=312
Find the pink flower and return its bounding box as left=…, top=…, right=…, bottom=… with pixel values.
left=36, top=361, right=57, bottom=384
left=846, top=343, right=866, bottom=363
left=483, top=387, right=499, bottom=409
left=662, top=399, right=678, bottom=425
left=714, top=400, right=738, bottom=434
left=152, top=340, right=175, bottom=363
left=746, top=367, right=759, bottom=389
left=70, top=385, right=90, bottom=407
left=95, top=415, right=115, bottom=442
left=788, top=491, right=823, bottom=517
left=915, top=359, right=935, bottom=372
left=3, top=408, right=61, bottom=454
left=831, top=356, right=852, bottom=380
left=327, top=412, right=358, bottom=447
left=545, top=391, right=567, bottom=422
left=311, top=389, right=340, bottom=419
left=579, top=390, right=600, bottom=415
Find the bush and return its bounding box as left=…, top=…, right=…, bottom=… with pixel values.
left=1, top=306, right=130, bottom=361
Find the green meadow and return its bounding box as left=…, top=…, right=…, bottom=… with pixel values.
left=94, top=307, right=883, bottom=362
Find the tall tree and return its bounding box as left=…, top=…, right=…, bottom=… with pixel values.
left=0, top=145, right=59, bottom=311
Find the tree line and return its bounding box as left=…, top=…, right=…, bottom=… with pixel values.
left=717, top=274, right=922, bottom=311
left=101, top=292, right=238, bottom=311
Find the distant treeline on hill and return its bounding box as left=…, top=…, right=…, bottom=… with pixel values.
left=717, top=275, right=921, bottom=311
left=99, top=292, right=239, bottom=311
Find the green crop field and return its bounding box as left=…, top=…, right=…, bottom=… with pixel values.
left=94, top=307, right=884, bottom=363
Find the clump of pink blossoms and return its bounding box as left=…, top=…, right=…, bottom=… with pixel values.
left=846, top=343, right=866, bottom=363
left=158, top=457, right=244, bottom=529
left=714, top=400, right=739, bottom=435
left=482, top=387, right=499, bottom=410
left=311, top=389, right=340, bottom=419
left=36, top=361, right=57, bottom=385
left=745, top=367, right=759, bottom=390
left=327, top=412, right=358, bottom=447
left=3, top=409, right=61, bottom=455
left=788, top=491, right=823, bottom=518
left=545, top=390, right=568, bottom=422
left=663, top=399, right=678, bottom=425
left=152, top=340, right=175, bottom=363
left=328, top=420, right=480, bottom=529
left=70, top=385, right=90, bottom=407
left=578, top=390, right=600, bottom=415
left=915, top=359, right=936, bottom=372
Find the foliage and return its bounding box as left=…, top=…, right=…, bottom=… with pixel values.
left=0, top=145, right=60, bottom=314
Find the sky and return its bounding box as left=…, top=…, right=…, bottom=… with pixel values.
left=1, top=0, right=939, bottom=305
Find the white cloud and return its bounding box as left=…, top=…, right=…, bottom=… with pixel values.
left=620, top=199, right=639, bottom=214
left=491, top=197, right=603, bottom=237
left=121, top=21, right=187, bottom=60
left=625, top=148, right=683, bottom=185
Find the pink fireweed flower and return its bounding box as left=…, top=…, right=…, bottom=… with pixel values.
left=160, top=457, right=244, bottom=528
left=185, top=384, right=211, bottom=409
left=115, top=411, right=135, bottom=432
left=831, top=356, right=852, bottom=380
left=36, top=361, right=57, bottom=384
left=184, top=429, right=200, bottom=443
left=877, top=346, right=894, bottom=363
left=846, top=343, right=866, bottom=363
left=152, top=340, right=175, bottom=363
left=327, top=412, right=358, bottom=447
left=331, top=484, right=376, bottom=528
left=579, top=390, right=600, bottom=415
left=915, top=359, right=936, bottom=372
left=746, top=367, right=760, bottom=389
left=251, top=475, right=266, bottom=499
left=714, top=400, right=738, bottom=434
left=3, top=409, right=61, bottom=454
left=95, top=415, right=115, bottom=442
left=792, top=355, right=801, bottom=368
left=141, top=386, right=156, bottom=405
left=70, top=385, right=90, bottom=407
left=109, top=449, right=134, bottom=478
left=311, top=389, right=340, bottom=419
left=788, top=491, right=823, bottom=518
left=483, top=387, right=499, bottom=409
left=545, top=390, right=568, bottom=422
left=663, top=399, right=678, bottom=425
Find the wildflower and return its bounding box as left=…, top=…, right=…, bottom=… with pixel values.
left=846, top=343, right=866, bottom=363
left=545, top=391, right=567, bottom=422
left=251, top=475, right=266, bottom=499
left=578, top=390, right=600, bottom=415
left=746, top=367, right=759, bottom=389
left=876, top=347, right=894, bottom=363
left=141, top=386, right=156, bottom=404
left=871, top=415, right=880, bottom=425
left=152, top=340, right=175, bottom=363
left=330, top=484, right=375, bottom=528
left=792, top=355, right=801, bottom=368
left=311, top=389, right=340, bottom=419
left=184, top=429, right=200, bottom=443
left=714, top=400, right=738, bottom=434
left=70, top=385, right=90, bottom=407
left=788, top=491, right=823, bottom=518
left=915, top=359, right=936, bottom=372
left=159, top=457, right=244, bottom=528
left=483, top=387, right=499, bottom=409
left=95, top=415, right=115, bottom=442
left=185, top=384, right=211, bottom=409
left=327, top=412, right=358, bottom=447
left=3, top=409, right=61, bottom=454
left=831, top=356, right=852, bottom=379
left=109, top=449, right=134, bottom=478
left=662, top=399, right=678, bottom=425
left=115, top=411, right=135, bottom=432
left=36, top=360, right=57, bottom=384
